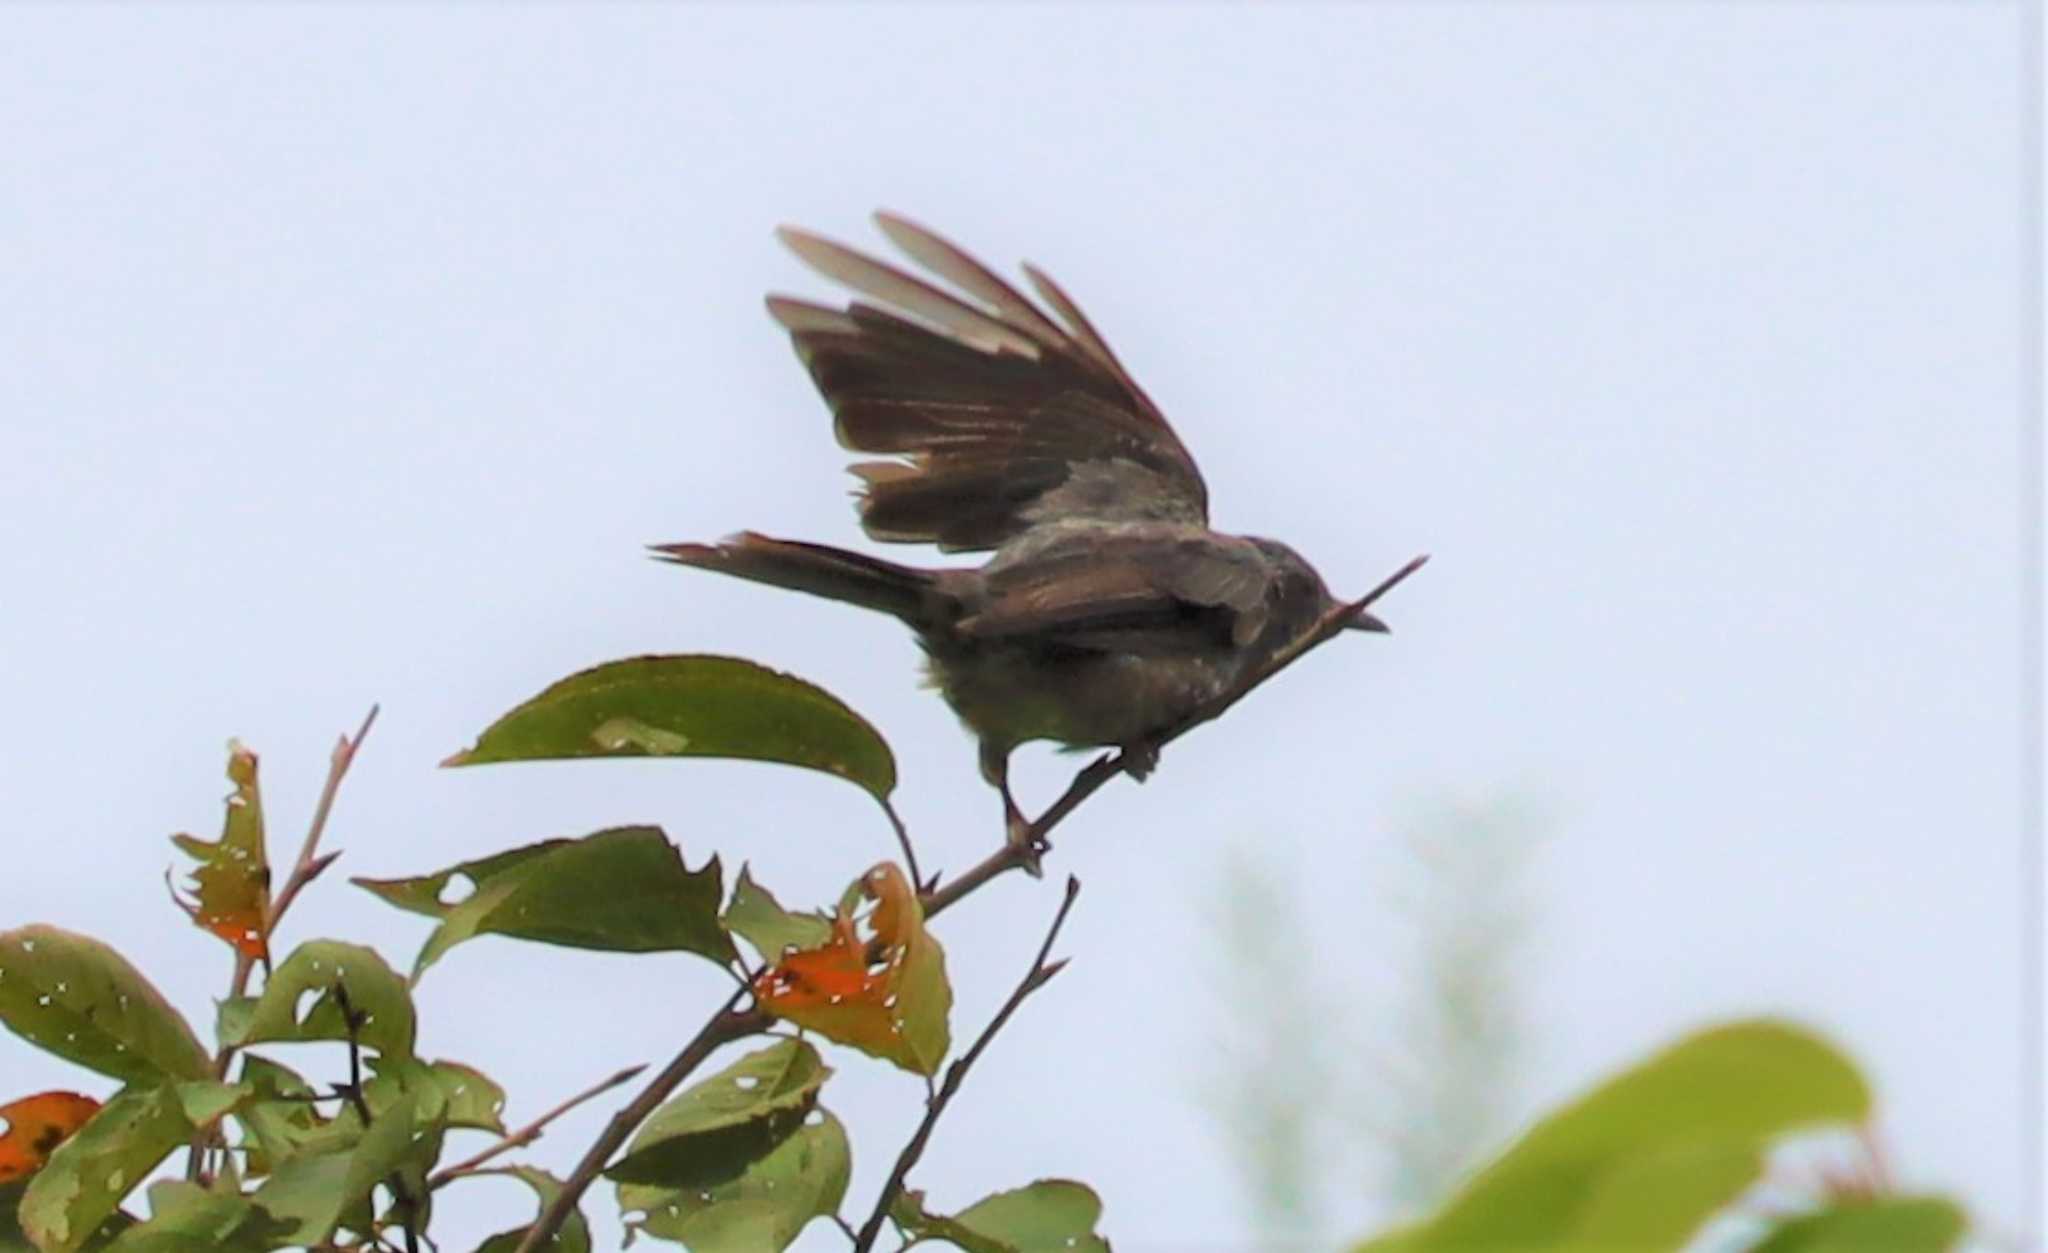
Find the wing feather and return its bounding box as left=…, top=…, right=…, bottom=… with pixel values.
left=770, top=215, right=1209, bottom=551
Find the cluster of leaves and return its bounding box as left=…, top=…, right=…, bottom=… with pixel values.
left=1350, top=1021, right=1968, bottom=1253
left=0, top=647, right=1977, bottom=1253
left=0, top=656, right=1108, bottom=1252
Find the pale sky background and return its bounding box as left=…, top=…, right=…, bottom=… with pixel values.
left=0, top=5, right=2034, bottom=1251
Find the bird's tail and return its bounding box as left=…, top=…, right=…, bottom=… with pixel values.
left=651, top=531, right=941, bottom=624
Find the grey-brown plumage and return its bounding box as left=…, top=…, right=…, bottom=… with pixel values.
left=655, top=213, right=1389, bottom=842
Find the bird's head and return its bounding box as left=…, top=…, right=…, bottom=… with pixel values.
left=1245, top=538, right=1391, bottom=636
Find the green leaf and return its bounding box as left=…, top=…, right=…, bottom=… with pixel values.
left=0, top=1181, right=129, bottom=1253
left=1352, top=1019, right=1871, bottom=1253
left=168, top=742, right=271, bottom=961
left=219, top=941, right=416, bottom=1061
left=248, top=1093, right=419, bottom=1245
left=0, top=1184, right=130, bottom=1253
left=443, top=655, right=897, bottom=800
left=353, top=827, right=737, bottom=979
left=617, top=1108, right=850, bottom=1252
left=228, top=1056, right=322, bottom=1175
left=19, top=1087, right=190, bottom=1253
left=473, top=1166, right=591, bottom=1253
left=724, top=867, right=833, bottom=967
left=1561, top=1138, right=1764, bottom=1248
left=169, top=1081, right=246, bottom=1131
left=99, top=1179, right=297, bottom=1252
left=414, top=1060, right=508, bottom=1135
left=893, top=1180, right=1110, bottom=1253
left=1751, top=1197, right=1967, bottom=1253
left=0, top=927, right=211, bottom=1085
left=606, top=1039, right=830, bottom=1188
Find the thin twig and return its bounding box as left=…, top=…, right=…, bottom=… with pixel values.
left=923, top=554, right=1429, bottom=919
left=852, top=876, right=1083, bottom=1252
left=511, top=987, right=770, bottom=1253
left=268, top=703, right=383, bottom=937
left=429, top=1063, right=648, bottom=1189
left=335, top=981, right=422, bottom=1253
left=879, top=797, right=924, bottom=893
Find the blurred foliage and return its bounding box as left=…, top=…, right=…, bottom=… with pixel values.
left=1200, top=848, right=1330, bottom=1242
left=1370, top=795, right=1542, bottom=1211
left=1200, top=793, right=1541, bottom=1247
left=1202, top=797, right=1974, bottom=1253
left=1352, top=1020, right=1964, bottom=1253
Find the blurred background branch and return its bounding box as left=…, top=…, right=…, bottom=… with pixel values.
left=1198, top=790, right=1547, bottom=1250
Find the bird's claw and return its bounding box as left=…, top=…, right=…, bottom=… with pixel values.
left=1120, top=741, right=1161, bottom=782
left=1001, top=789, right=1047, bottom=878
left=1005, top=814, right=1048, bottom=878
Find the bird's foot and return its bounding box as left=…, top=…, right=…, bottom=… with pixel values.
left=1004, top=798, right=1048, bottom=879
left=1120, top=740, right=1161, bottom=782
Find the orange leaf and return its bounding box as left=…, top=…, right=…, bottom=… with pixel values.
left=170, top=742, right=272, bottom=961
left=0, top=1091, right=100, bottom=1182
left=753, top=863, right=951, bottom=1074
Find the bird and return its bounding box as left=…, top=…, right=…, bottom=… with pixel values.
left=655, top=212, right=1410, bottom=853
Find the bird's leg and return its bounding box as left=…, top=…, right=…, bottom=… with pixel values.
left=1120, top=738, right=1161, bottom=782
left=979, top=742, right=1045, bottom=877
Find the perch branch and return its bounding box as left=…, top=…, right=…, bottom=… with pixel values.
left=511, top=986, right=770, bottom=1253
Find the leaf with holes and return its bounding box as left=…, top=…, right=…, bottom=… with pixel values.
left=169, top=742, right=272, bottom=962
left=0, top=1093, right=100, bottom=1184
left=892, top=1180, right=1111, bottom=1253
left=0, top=927, right=210, bottom=1085
left=18, top=1086, right=190, bottom=1253
left=724, top=866, right=834, bottom=967
left=247, top=1093, right=420, bottom=1246
left=218, top=942, right=415, bottom=1062
left=618, top=1108, right=850, bottom=1253
left=229, top=1055, right=323, bottom=1177
left=352, top=826, right=736, bottom=980
left=606, top=1039, right=830, bottom=1188
left=442, top=655, right=897, bottom=801
left=753, top=863, right=951, bottom=1076
left=99, top=1179, right=298, bottom=1252
left=358, top=1057, right=507, bottom=1135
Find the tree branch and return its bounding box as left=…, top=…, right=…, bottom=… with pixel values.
left=266, top=703, right=382, bottom=936
left=429, top=1062, right=648, bottom=1189
left=510, top=987, right=770, bottom=1253
left=852, top=876, right=1082, bottom=1252
left=516, top=553, right=1425, bottom=1249
left=333, top=980, right=421, bottom=1253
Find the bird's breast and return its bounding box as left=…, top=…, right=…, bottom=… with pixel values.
left=922, top=641, right=1236, bottom=754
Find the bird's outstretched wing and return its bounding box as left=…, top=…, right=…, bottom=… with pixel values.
left=770, top=212, right=1210, bottom=553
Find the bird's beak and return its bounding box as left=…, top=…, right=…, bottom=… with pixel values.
left=1345, top=612, right=1391, bottom=635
